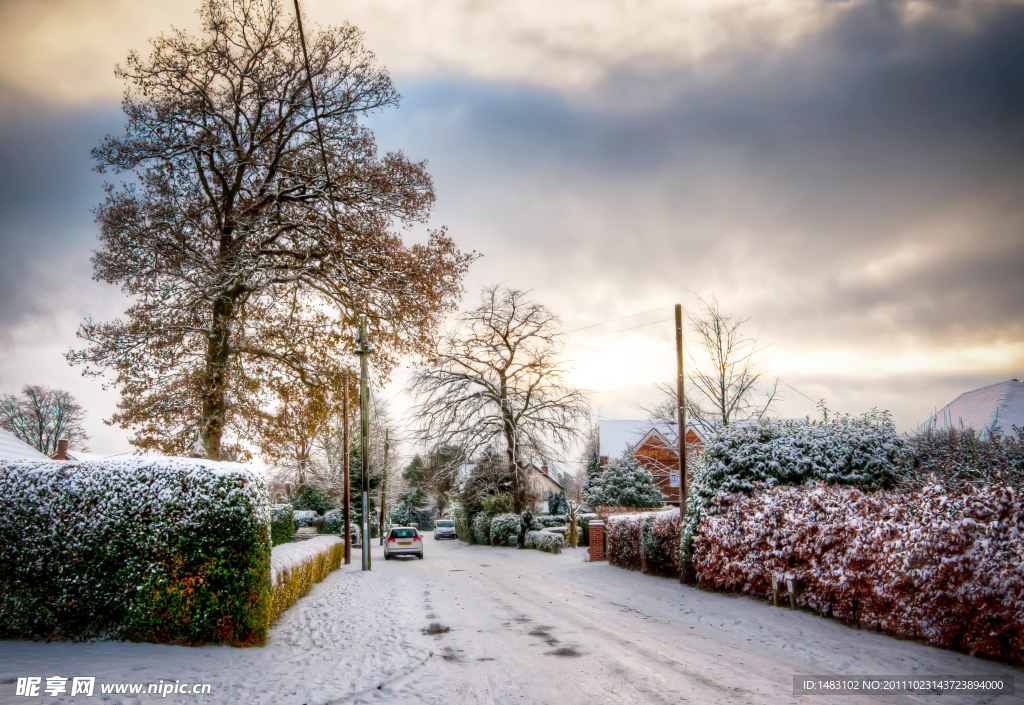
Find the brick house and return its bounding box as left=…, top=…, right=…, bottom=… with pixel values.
left=598, top=420, right=705, bottom=505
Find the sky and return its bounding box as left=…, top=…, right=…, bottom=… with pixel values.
left=1, top=0, right=1022, bottom=463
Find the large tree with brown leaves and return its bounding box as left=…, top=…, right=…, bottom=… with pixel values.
left=69, top=0, right=473, bottom=459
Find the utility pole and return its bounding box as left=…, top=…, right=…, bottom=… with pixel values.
left=379, top=428, right=389, bottom=546
left=342, top=369, right=351, bottom=565
left=355, top=314, right=374, bottom=571
left=676, top=303, right=691, bottom=584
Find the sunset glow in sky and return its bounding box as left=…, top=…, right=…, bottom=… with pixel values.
left=1, top=0, right=1022, bottom=458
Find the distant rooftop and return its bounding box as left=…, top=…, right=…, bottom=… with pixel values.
left=922, top=379, right=1024, bottom=436
left=598, top=419, right=706, bottom=460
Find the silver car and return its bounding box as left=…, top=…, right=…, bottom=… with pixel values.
left=384, top=527, right=423, bottom=559
left=433, top=519, right=457, bottom=540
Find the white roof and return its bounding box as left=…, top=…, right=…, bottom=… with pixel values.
left=922, top=379, right=1024, bottom=436
left=65, top=450, right=165, bottom=462
left=0, top=428, right=50, bottom=461
left=598, top=419, right=704, bottom=460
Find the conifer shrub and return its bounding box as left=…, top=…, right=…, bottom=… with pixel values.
left=293, top=509, right=317, bottom=528
left=0, top=459, right=271, bottom=646
left=525, top=529, right=564, bottom=553
left=271, top=503, right=296, bottom=546
left=584, top=453, right=664, bottom=509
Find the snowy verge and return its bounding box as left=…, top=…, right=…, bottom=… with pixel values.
left=269, top=535, right=344, bottom=623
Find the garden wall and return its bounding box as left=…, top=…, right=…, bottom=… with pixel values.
left=0, top=458, right=271, bottom=646
left=694, top=482, right=1024, bottom=664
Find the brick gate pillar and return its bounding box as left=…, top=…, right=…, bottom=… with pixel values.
left=589, top=520, right=605, bottom=562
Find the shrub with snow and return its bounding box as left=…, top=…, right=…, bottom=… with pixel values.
left=292, top=509, right=317, bottom=528
left=525, top=529, right=564, bottom=554
left=531, top=514, right=567, bottom=529
left=269, top=535, right=344, bottom=624
left=694, top=482, right=1024, bottom=664
left=471, top=512, right=491, bottom=545
left=584, top=453, right=664, bottom=509
left=0, top=458, right=271, bottom=645
left=906, top=426, right=1024, bottom=492
left=681, top=413, right=908, bottom=563
left=321, top=508, right=343, bottom=535
left=271, top=503, right=296, bottom=546
left=607, top=510, right=681, bottom=577
left=489, top=513, right=520, bottom=546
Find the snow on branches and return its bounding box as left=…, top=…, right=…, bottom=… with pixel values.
left=585, top=453, right=665, bottom=509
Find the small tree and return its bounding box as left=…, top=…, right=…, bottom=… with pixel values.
left=585, top=453, right=664, bottom=509
left=410, top=285, right=589, bottom=511
left=565, top=499, right=581, bottom=548
left=0, top=385, right=89, bottom=456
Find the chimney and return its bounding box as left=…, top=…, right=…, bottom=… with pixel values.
left=52, top=439, right=69, bottom=460
left=541, top=465, right=548, bottom=475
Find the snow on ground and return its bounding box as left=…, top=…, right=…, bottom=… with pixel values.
left=0, top=563, right=427, bottom=705
left=2, top=539, right=1022, bottom=705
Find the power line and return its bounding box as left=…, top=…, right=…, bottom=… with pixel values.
left=777, top=379, right=818, bottom=404
left=564, top=306, right=667, bottom=335
left=579, top=317, right=673, bottom=341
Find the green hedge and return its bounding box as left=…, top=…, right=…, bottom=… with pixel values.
left=0, top=458, right=271, bottom=646
left=322, top=508, right=343, bottom=534
left=271, top=503, right=296, bottom=546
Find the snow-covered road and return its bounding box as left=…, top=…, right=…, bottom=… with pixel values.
left=1, top=538, right=1021, bottom=704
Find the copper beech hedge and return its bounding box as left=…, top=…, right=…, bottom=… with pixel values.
left=694, top=482, right=1024, bottom=664
left=607, top=510, right=681, bottom=578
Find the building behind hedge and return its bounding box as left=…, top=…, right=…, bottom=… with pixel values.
left=598, top=420, right=705, bottom=505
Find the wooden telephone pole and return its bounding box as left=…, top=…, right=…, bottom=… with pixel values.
left=676, top=303, right=692, bottom=584
left=342, top=369, right=351, bottom=565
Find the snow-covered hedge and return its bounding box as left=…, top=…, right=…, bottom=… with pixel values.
left=322, top=508, right=343, bottom=535
left=607, top=510, right=681, bottom=577
left=472, top=513, right=491, bottom=545
left=681, top=414, right=907, bottom=563
left=292, top=509, right=317, bottom=528
left=695, top=482, right=1024, bottom=664
left=531, top=514, right=567, bottom=529
left=271, top=503, right=296, bottom=546
left=0, top=459, right=271, bottom=646
left=525, top=529, right=565, bottom=554
left=490, top=513, right=520, bottom=546
left=269, top=536, right=344, bottom=624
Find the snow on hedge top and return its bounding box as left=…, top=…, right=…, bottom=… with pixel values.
left=0, top=428, right=49, bottom=461
left=922, top=379, right=1024, bottom=437
left=0, top=455, right=257, bottom=477
left=271, top=535, right=342, bottom=582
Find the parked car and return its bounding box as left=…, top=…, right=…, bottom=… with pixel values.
left=433, top=519, right=457, bottom=540
left=292, top=527, right=318, bottom=541
left=384, top=527, right=423, bottom=559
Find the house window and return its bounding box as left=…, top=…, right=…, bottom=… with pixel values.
left=670, top=471, right=680, bottom=487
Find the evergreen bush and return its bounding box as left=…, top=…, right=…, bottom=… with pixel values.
left=480, top=492, right=514, bottom=516
left=321, top=509, right=343, bottom=535
left=584, top=453, right=664, bottom=509
left=489, top=513, right=520, bottom=546
left=0, top=459, right=271, bottom=646
left=471, top=513, right=491, bottom=544
left=270, top=503, right=296, bottom=546
left=293, top=509, right=317, bottom=528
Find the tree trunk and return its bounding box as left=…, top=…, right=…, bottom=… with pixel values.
left=201, top=294, right=234, bottom=460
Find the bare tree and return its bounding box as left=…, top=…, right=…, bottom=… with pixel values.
left=0, top=385, right=90, bottom=456
left=409, top=285, right=590, bottom=511
left=645, top=296, right=777, bottom=432
left=67, top=0, right=473, bottom=460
